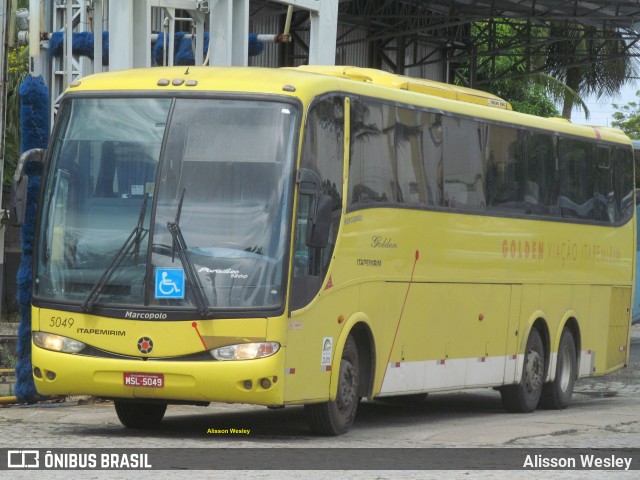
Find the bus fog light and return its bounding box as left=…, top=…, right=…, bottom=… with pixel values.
left=33, top=332, right=86, bottom=354
left=46, top=371, right=57, bottom=381
left=210, top=342, right=280, bottom=361
left=33, top=367, right=42, bottom=378
left=260, top=378, right=271, bottom=389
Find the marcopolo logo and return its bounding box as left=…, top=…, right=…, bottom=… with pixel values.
left=7, top=450, right=39, bottom=468
left=124, top=311, right=168, bottom=320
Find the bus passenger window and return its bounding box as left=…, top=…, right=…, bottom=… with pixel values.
left=396, top=107, right=429, bottom=206
left=525, top=133, right=558, bottom=216
left=559, top=139, right=595, bottom=220
left=612, top=147, right=634, bottom=223
left=348, top=99, right=397, bottom=207
left=594, top=146, right=614, bottom=223
left=442, top=116, right=485, bottom=210
left=485, top=125, right=524, bottom=212
left=423, top=113, right=443, bottom=206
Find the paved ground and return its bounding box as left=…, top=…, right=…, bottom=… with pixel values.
left=0, top=325, right=638, bottom=479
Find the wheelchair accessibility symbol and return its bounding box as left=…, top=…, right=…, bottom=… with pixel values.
left=155, top=268, right=185, bottom=299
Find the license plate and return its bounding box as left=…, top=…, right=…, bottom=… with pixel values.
left=123, top=372, right=164, bottom=388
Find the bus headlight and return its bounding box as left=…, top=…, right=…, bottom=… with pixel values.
left=33, top=332, right=86, bottom=354
left=210, top=342, right=280, bottom=361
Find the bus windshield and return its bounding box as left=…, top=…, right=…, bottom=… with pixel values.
left=35, top=96, right=298, bottom=314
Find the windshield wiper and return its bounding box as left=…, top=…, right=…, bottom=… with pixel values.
left=81, top=194, right=149, bottom=313
left=166, top=188, right=210, bottom=318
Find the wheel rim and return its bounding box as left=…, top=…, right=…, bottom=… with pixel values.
left=524, top=349, right=543, bottom=393
left=558, top=344, right=572, bottom=392
left=336, top=359, right=357, bottom=413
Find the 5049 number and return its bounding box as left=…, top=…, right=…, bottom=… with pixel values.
left=49, top=316, right=74, bottom=328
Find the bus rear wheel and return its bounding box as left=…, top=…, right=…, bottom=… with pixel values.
left=114, top=400, right=167, bottom=429
left=540, top=329, right=576, bottom=409
left=501, top=328, right=545, bottom=413
left=305, top=336, right=360, bottom=436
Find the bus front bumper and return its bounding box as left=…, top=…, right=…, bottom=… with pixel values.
left=31, top=343, right=285, bottom=406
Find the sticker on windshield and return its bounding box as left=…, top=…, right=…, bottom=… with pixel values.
left=155, top=268, right=185, bottom=299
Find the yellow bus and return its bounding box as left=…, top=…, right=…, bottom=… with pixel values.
left=27, top=66, right=634, bottom=435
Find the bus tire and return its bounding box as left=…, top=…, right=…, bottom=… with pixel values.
left=114, top=400, right=167, bottom=429
left=305, top=336, right=360, bottom=436
left=501, top=328, right=545, bottom=413
left=540, top=329, right=576, bottom=409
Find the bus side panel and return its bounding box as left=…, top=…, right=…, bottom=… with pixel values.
left=376, top=283, right=511, bottom=396
left=523, top=284, right=630, bottom=379
left=606, top=287, right=631, bottom=372
left=580, top=286, right=610, bottom=377
left=284, top=284, right=377, bottom=404
left=284, top=311, right=335, bottom=404
left=503, top=284, right=522, bottom=384
left=583, top=286, right=631, bottom=377
left=539, top=284, right=572, bottom=338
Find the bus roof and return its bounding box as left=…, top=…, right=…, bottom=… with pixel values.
left=67, top=65, right=631, bottom=145
left=66, top=65, right=508, bottom=111
left=67, top=66, right=341, bottom=98
left=289, top=65, right=513, bottom=110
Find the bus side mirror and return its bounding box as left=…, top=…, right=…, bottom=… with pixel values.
left=307, top=194, right=332, bottom=249
left=296, top=168, right=332, bottom=249
left=9, top=148, right=46, bottom=226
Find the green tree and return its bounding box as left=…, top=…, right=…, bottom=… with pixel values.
left=3, top=0, right=30, bottom=184
left=488, top=79, right=560, bottom=118
left=611, top=92, right=640, bottom=139
left=461, top=20, right=637, bottom=121
left=546, top=23, right=636, bottom=119
left=464, top=21, right=584, bottom=119
left=4, top=45, right=29, bottom=183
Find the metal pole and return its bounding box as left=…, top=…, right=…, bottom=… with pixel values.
left=28, top=0, right=40, bottom=75
left=0, top=0, right=9, bottom=319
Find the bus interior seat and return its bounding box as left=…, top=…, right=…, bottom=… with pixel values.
left=351, top=184, right=389, bottom=204
left=179, top=160, right=277, bottom=205
left=78, top=142, right=156, bottom=233
left=95, top=142, right=157, bottom=198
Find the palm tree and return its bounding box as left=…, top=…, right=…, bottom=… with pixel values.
left=546, top=22, right=637, bottom=119
left=459, top=19, right=637, bottom=121
left=464, top=20, right=589, bottom=119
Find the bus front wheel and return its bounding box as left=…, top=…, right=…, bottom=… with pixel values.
left=305, top=336, right=360, bottom=436
left=501, top=328, right=545, bottom=413
left=114, top=400, right=167, bottom=429
left=540, top=329, right=577, bottom=409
